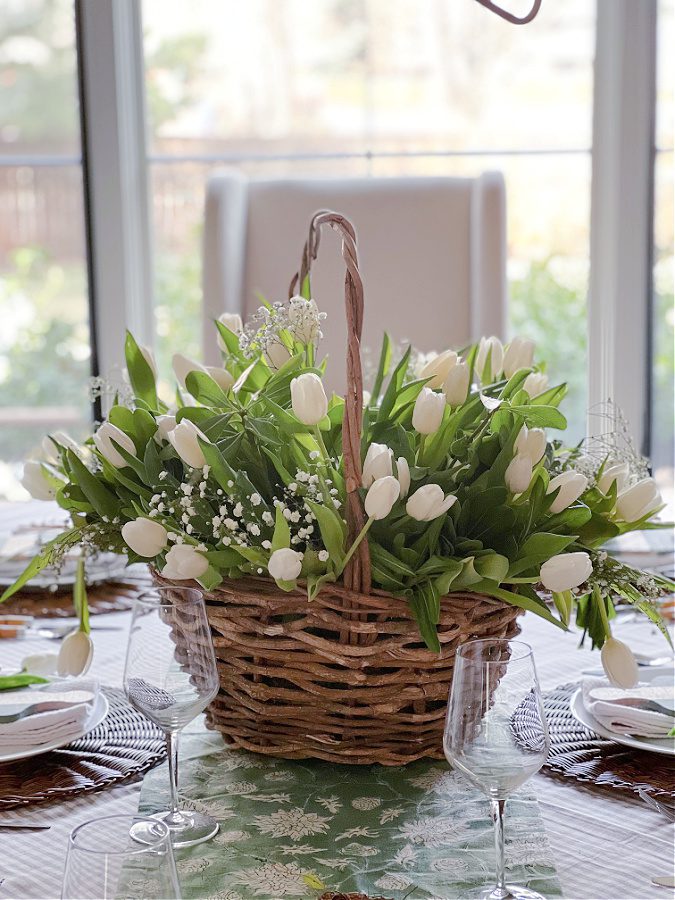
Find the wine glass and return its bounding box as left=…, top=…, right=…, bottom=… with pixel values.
left=61, top=815, right=180, bottom=899
left=444, top=639, right=550, bottom=900
left=123, top=586, right=219, bottom=848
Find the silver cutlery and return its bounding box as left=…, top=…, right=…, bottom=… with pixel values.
left=638, top=789, right=675, bottom=822
left=0, top=822, right=52, bottom=830
left=612, top=698, right=675, bottom=718
left=651, top=876, right=675, bottom=889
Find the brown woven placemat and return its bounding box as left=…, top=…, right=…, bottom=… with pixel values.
left=0, top=687, right=166, bottom=809
left=1, top=571, right=152, bottom=618
left=536, top=683, right=674, bottom=799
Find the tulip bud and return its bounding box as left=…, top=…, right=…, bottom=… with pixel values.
left=57, top=630, right=94, bottom=677
left=515, top=425, right=547, bottom=465
left=505, top=453, right=533, bottom=494
left=290, top=373, right=328, bottom=426
left=475, top=336, right=504, bottom=382
left=289, top=296, right=321, bottom=344
left=154, top=414, right=177, bottom=445
left=597, top=461, right=630, bottom=495
left=523, top=372, right=549, bottom=398
left=616, top=477, right=662, bottom=523
left=419, top=349, right=458, bottom=390
left=93, top=422, right=137, bottom=469
left=139, top=344, right=158, bottom=378
left=217, top=312, right=243, bottom=351
left=365, top=476, right=400, bottom=520
left=22, top=652, right=58, bottom=676
left=539, top=551, right=592, bottom=593
left=362, top=390, right=372, bottom=407
left=205, top=366, right=235, bottom=392
left=443, top=360, right=470, bottom=407
left=268, top=547, right=304, bottom=582
left=161, top=544, right=209, bottom=580
left=265, top=339, right=292, bottom=370
left=405, top=483, right=457, bottom=521
left=601, top=636, right=639, bottom=689
left=547, top=471, right=588, bottom=514
left=362, top=443, right=393, bottom=488
left=122, top=518, right=168, bottom=557
left=172, top=353, right=207, bottom=390
left=396, top=457, right=411, bottom=499
left=502, top=336, right=535, bottom=379
left=168, top=420, right=210, bottom=468
left=21, top=461, right=58, bottom=501
left=412, top=387, right=445, bottom=435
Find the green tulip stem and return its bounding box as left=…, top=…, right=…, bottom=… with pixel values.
left=74, top=559, right=90, bottom=635
left=340, top=517, right=374, bottom=574
left=593, top=585, right=612, bottom=640
left=313, top=426, right=331, bottom=467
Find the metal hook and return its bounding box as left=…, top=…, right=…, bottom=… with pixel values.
left=475, top=0, right=543, bottom=25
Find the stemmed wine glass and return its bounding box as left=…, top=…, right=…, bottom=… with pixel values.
left=124, top=586, right=220, bottom=848
left=444, top=639, right=550, bottom=900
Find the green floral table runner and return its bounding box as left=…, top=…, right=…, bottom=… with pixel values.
left=136, top=733, right=561, bottom=899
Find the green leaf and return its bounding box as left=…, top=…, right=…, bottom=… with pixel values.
left=67, top=451, right=119, bottom=518
left=471, top=580, right=567, bottom=629
left=371, top=332, right=392, bottom=403
left=185, top=370, right=231, bottom=407
left=307, top=571, right=336, bottom=602
left=305, top=500, right=346, bottom=565
left=198, top=439, right=237, bottom=494
left=508, top=533, right=577, bottom=576
left=205, top=549, right=243, bottom=569
left=0, top=527, right=82, bottom=603
left=509, top=404, right=567, bottom=430
left=408, top=582, right=441, bottom=653
left=378, top=345, right=411, bottom=421
left=198, top=565, right=223, bottom=592
left=124, top=331, right=158, bottom=409
left=473, top=552, right=510, bottom=583
left=215, top=319, right=241, bottom=355
left=272, top=504, right=291, bottom=552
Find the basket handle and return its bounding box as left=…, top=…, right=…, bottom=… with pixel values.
left=289, top=210, right=371, bottom=595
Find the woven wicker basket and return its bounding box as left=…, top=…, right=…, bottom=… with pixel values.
left=164, top=211, right=521, bottom=765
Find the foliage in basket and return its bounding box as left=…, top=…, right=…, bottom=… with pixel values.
left=3, top=219, right=672, bottom=685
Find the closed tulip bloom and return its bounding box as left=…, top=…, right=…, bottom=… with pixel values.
left=515, top=425, right=547, bottom=464
left=265, top=339, right=292, bottom=370
left=217, top=312, right=243, bottom=351
left=365, top=476, right=401, bottom=520
left=21, top=652, right=58, bottom=676
left=168, top=420, right=210, bottom=468
left=93, top=422, right=137, bottom=469
left=121, top=518, right=168, bottom=557
left=443, top=359, right=470, bottom=407
left=362, top=442, right=393, bottom=487
left=601, top=637, right=639, bottom=689
left=172, top=352, right=207, bottom=389
left=522, top=372, right=549, bottom=398
left=154, top=414, right=177, bottom=445
left=396, top=457, right=411, bottom=499
left=475, top=336, right=504, bottom=382
left=539, top=551, right=593, bottom=593
left=268, top=547, right=303, bottom=582
left=290, top=373, right=328, bottom=426
left=139, top=344, right=158, bottom=378
left=406, top=483, right=457, bottom=521
left=21, top=461, right=58, bottom=500
left=205, top=365, right=234, bottom=392
left=419, top=349, right=458, bottom=390
left=57, top=630, right=94, bottom=677
left=412, top=387, right=445, bottom=435
left=547, top=471, right=588, bottom=514
left=597, top=461, right=630, bottom=495
left=503, top=336, right=535, bottom=379
left=505, top=453, right=533, bottom=494
left=616, top=477, right=662, bottom=522
left=161, top=544, right=209, bottom=580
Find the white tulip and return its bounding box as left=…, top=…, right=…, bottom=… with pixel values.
left=362, top=389, right=372, bottom=407
left=523, top=372, right=549, bottom=398
left=154, top=414, right=177, bottom=445
left=475, top=336, right=504, bottom=382
left=539, top=551, right=592, bottom=593
left=265, top=339, right=292, bottom=370
left=121, top=518, right=168, bottom=557
left=161, top=544, right=209, bottom=580
left=268, top=547, right=303, bottom=582
left=412, top=387, right=445, bottom=435
left=168, top=420, right=210, bottom=468
left=205, top=365, right=235, bottom=392
left=172, top=352, right=207, bottom=390
left=406, top=484, right=457, bottom=521
left=597, top=461, right=630, bottom=495
left=139, top=344, right=158, bottom=378
left=57, top=630, right=94, bottom=677
left=616, top=477, right=662, bottom=522
left=93, top=422, right=137, bottom=469
left=21, top=652, right=58, bottom=676
left=289, top=296, right=321, bottom=344
left=365, top=476, right=401, bottom=520
left=21, top=461, right=58, bottom=500
left=443, top=360, right=470, bottom=407
left=601, top=637, right=639, bottom=689
left=42, top=431, right=80, bottom=462
left=217, top=312, right=243, bottom=351
left=547, top=471, right=588, bottom=514
left=505, top=453, right=533, bottom=494
left=515, top=425, right=547, bottom=465
left=362, top=443, right=393, bottom=487
left=290, top=373, right=328, bottom=426
left=419, top=349, right=458, bottom=390
left=503, top=336, right=535, bottom=379
left=396, top=457, right=411, bottom=499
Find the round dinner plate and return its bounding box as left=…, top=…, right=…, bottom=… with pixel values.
left=570, top=666, right=675, bottom=757
left=0, top=692, right=109, bottom=764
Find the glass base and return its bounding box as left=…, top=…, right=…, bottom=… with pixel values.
left=131, top=810, right=219, bottom=849
left=477, top=886, right=546, bottom=900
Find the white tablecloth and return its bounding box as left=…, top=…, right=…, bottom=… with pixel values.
left=1, top=507, right=673, bottom=900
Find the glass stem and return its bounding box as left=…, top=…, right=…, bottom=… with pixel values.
left=165, top=730, right=185, bottom=828
left=490, top=798, right=507, bottom=897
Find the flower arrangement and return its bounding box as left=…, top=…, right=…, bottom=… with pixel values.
left=4, top=291, right=672, bottom=685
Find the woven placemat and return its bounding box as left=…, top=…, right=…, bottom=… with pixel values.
left=537, top=684, right=674, bottom=799
left=1, top=571, right=152, bottom=618
left=0, top=687, right=166, bottom=809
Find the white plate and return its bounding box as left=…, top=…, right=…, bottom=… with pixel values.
left=0, top=692, right=109, bottom=763
left=570, top=666, right=675, bottom=757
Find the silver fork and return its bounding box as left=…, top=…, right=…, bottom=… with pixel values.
left=637, top=788, right=675, bottom=822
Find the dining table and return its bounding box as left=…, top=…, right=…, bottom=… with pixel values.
left=0, top=501, right=673, bottom=900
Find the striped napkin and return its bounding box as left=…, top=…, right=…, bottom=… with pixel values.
left=582, top=676, right=675, bottom=737
left=0, top=681, right=98, bottom=749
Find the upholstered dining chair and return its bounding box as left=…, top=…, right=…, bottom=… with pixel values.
left=202, top=171, right=506, bottom=390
